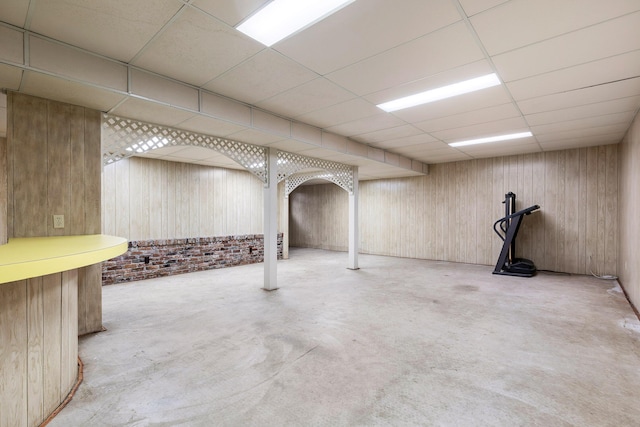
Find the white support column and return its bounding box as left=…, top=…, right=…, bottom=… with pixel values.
left=282, top=194, right=289, bottom=260
left=348, top=167, right=359, bottom=270
left=263, top=147, right=279, bottom=290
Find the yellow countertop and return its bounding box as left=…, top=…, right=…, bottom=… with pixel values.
left=0, top=234, right=128, bottom=284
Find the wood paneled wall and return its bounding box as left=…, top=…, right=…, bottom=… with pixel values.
left=289, top=183, right=348, bottom=252
left=7, top=92, right=102, bottom=335
left=0, top=136, right=6, bottom=245
left=290, top=145, right=618, bottom=275
left=0, top=271, right=78, bottom=427
left=102, top=157, right=265, bottom=241
left=618, top=112, right=640, bottom=309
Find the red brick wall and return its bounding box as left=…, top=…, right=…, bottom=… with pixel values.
left=102, top=234, right=283, bottom=285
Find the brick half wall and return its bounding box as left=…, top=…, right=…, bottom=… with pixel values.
left=102, top=234, right=283, bottom=285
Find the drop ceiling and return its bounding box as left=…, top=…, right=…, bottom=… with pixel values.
left=1, top=0, right=639, bottom=180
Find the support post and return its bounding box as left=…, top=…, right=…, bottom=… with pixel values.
left=282, top=193, right=289, bottom=260
left=263, top=147, right=278, bottom=290
left=348, top=167, right=359, bottom=270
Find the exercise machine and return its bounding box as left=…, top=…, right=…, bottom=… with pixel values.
left=493, top=192, right=540, bottom=277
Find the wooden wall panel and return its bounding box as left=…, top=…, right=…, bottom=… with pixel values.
left=618, top=111, right=640, bottom=309
left=289, top=183, right=348, bottom=252
left=11, top=94, right=48, bottom=237
left=0, top=137, right=6, bottom=245
left=102, top=157, right=266, bottom=241
left=27, top=277, right=45, bottom=425
left=0, top=280, right=28, bottom=427
left=0, top=271, right=79, bottom=427
left=84, top=109, right=102, bottom=234
left=290, top=146, right=618, bottom=275
left=42, top=274, right=62, bottom=416
left=8, top=92, right=104, bottom=334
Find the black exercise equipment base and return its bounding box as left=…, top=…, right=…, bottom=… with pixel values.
left=493, top=202, right=540, bottom=277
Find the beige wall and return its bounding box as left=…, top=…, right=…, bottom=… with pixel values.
left=6, top=92, right=103, bottom=335
left=290, top=145, right=618, bottom=276
left=618, top=111, right=640, bottom=310
left=102, top=157, right=266, bottom=241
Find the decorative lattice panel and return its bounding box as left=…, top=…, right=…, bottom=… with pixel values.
left=102, top=115, right=268, bottom=183
left=277, top=151, right=354, bottom=193
left=285, top=171, right=351, bottom=197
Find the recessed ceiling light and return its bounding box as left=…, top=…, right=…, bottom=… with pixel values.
left=448, top=131, right=533, bottom=147
left=236, top=0, right=355, bottom=47
left=377, top=73, right=501, bottom=112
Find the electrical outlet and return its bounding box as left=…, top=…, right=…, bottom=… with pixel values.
left=53, top=215, right=64, bottom=229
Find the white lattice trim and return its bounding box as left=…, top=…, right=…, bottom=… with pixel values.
left=277, top=151, right=354, bottom=193
left=102, top=114, right=268, bottom=183
left=285, top=171, right=352, bottom=196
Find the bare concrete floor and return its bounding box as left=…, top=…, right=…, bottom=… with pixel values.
left=50, top=248, right=640, bottom=426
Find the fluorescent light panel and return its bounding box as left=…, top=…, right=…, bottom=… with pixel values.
left=237, top=0, right=355, bottom=47
left=448, top=131, right=533, bottom=147
left=377, top=73, right=501, bottom=112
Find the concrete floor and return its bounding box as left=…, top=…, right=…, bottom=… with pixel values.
left=50, top=248, right=640, bottom=426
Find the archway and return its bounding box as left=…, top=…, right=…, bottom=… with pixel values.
left=101, top=114, right=359, bottom=288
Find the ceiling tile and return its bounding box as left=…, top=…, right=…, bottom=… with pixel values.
left=387, top=85, right=513, bottom=124
left=415, top=151, right=472, bottom=163
left=137, top=145, right=188, bottom=157
left=525, top=96, right=640, bottom=126
left=540, top=134, right=624, bottom=151
left=326, top=22, right=484, bottom=96
left=493, top=12, right=640, bottom=82
left=391, top=142, right=452, bottom=156
left=325, top=113, right=406, bottom=137
left=175, top=114, right=247, bottom=137
left=531, top=111, right=635, bottom=135
left=535, top=123, right=630, bottom=142
left=517, top=77, right=640, bottom=115
left=415, top=103, right=520, bottom=133
left=294, top=98, right=380, bottom=129
left=255, top=77, right=355, bottom=118
left=372, top=134, right=440, bottom=150
left=20, top=71, right=126, bottom=112
left=459, top=142, right=541, bottom=158
left=164, top=146, right=222, bottom=160
left=227, top=128, right=283, bottom=145
left=0, top=63, right=23, bottom=91
left=109, top=97, right=196, bottom=126
left=432, top=117, right=529, bottom=142
left=0, top=0, right=29, bottom=27
left=200, top=92, right=251, bottom=126
left=130, top=68, right=198, bottom=111
left=203, top=49, right=318, bottom=105
left=192, top=0, right=267, bottom=27
left=352, top=125, right=423, bottom=145
left=458, top=0, right=510, bottom=16
left=274, top=0, right=461, bottom=75
left=265, top=139, right=316, bottom=153
left=29, top=0, right=183, bottom=62
left=132, top=7, right=263, bottom=86
left=0, top=25, right=24, bottom=63
left=470, top=0, right=640, bottom=55
left=365, top=60, right=494, bottom=105
left=506, top=50, right=640, bottom=101
left=30, top=35, right=127, bottom=92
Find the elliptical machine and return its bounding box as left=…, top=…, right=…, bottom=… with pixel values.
left=492, top=192, right=540, bottom=277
